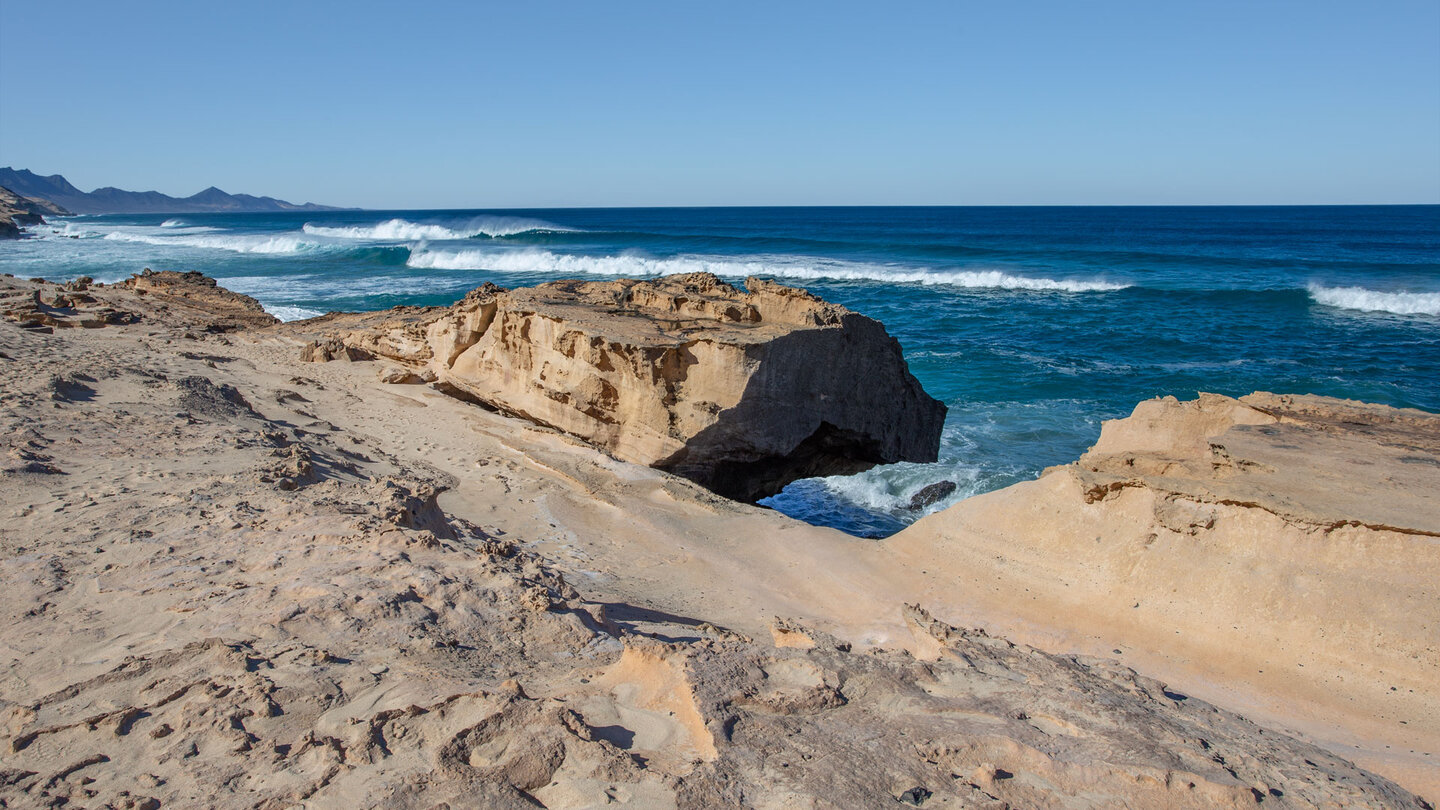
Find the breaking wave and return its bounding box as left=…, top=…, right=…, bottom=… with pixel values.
left=102, top=231, right=326, bottom=254
left=39, top=222, right=97, bottom=238
left=160, top=219, right=187, bottom=228
left=1307, top=284, right=1440, bottom=316
left=406, top=248, right=1129, bottom=292
left=303, top=216, right=577, bottom=241
left=265, top=305, right=325, bottom=322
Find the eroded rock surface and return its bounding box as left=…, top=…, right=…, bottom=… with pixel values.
left=892, top=392, right=1440, bottom=796
left=119, top=269, right=280, bottom=330
left=0, top=270, right=277, bottom=334
left=288, top=273, right=946, bottom=501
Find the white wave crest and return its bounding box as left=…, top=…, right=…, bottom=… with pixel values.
left=1308, top=284, right=1440, bottom=316
left=406, top=248, right=1128, bottom=292
left=102, top=231, right=323, bottom=254
left=265, top=305, right=325, bottom=322
left=774, top=266, right=1130, bottom=292
left=305, top=219, right=473, bottom=241
left=303, top=216, right=575, bottom=241
left=160, top=219, right=187, bottom=228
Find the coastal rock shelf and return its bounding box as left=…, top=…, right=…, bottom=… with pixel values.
left=0, top=272, right=1433, bottom=806
left=291, top=272, right=947, bottom=501
left=892, top=391, right=1440, bottom=795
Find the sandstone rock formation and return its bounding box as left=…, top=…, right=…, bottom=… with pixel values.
left=1, top=270, right=277, bottom=333
left=290, top=273, right=947, bottom=501
left=0, top=184, right=68, bottom=239
left=891, top=391, right=1440, bottom=795
left=118, top=269, right=280, bottom=330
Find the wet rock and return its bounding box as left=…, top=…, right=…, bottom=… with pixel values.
left=907, top=480, right=957, bottom=511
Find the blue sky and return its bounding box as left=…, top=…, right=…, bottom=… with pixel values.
left=1, top=1, right=1437, bottom=208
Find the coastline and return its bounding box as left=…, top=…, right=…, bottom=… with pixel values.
left=0, top=272, right=1434, bottom=806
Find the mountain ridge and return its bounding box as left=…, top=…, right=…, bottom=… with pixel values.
left=0, top=167, right=350, bottom=214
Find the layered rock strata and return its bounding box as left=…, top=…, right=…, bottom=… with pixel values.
left=291, top=273, right=947, bottom=501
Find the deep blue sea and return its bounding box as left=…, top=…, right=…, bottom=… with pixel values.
left=5, top=206, right=1438, bottom=536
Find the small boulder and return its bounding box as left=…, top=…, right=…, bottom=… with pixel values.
left=907, top=480, right=958, bottom=511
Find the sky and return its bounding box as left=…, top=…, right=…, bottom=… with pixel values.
left=1, top=1, right=1437, bottom=209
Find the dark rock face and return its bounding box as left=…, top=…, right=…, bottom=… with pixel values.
left=907, top=480, right=958, bottom=511
left=648, top=311, right=948, bottom=502
left=283, top=273, right=947, bottom=502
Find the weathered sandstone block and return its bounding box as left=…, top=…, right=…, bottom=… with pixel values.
left=891, top=392, right=1440, bottom=792
left=301, top=273, right=946, bottom=501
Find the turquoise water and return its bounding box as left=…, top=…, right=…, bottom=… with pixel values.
left=5, top=206, right=1438, bottom=536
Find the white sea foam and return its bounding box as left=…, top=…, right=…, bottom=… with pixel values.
left=45, top=222, right=219, bottom=240
left=160, top=219, right=187, bottom=228
left=265, top=305, right=326, bottom=322
left=1307, top=284, right=1440, bottom=316
left=36, top=222, right=101, bottom=238
left=407, top=248, right=1129, bottom=292
left=775, top=266, right=1130, bottom=292
left=102, top=231, right=324, bottom=254
left=816, top=463, right=980, bottom=516
left=222, top=273, right=474, bottom=304
left=303, top=216, right=576, bottom=241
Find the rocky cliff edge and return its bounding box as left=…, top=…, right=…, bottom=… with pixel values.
left=892, top=391, right=1440, bottom=796
left=286, top=272, right=947, bottom=501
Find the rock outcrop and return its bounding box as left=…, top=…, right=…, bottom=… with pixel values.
left=0, top=270, right=278, bottom=333
left=118, top=269, right=279, bottom=330
left=890, top=391, right=1440, bottom=795
left=291, top=273, right=947, bottom=501
left=0, top=184, right=68, bottom=239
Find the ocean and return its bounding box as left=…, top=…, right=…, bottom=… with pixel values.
left=5, top=205, right=1438, bottom=537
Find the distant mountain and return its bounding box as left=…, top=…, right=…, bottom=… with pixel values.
left=0, top=168, right=347, bottom=214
